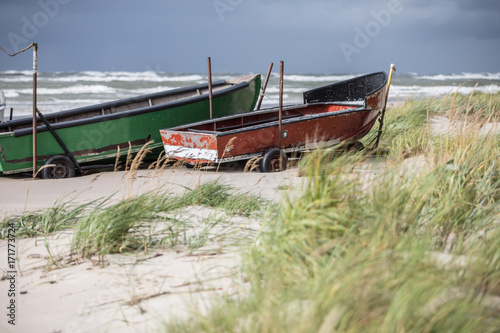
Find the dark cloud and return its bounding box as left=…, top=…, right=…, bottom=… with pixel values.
left=456, top=0, right=500, bottom=12
left=0, top=0, right=499, bottom=74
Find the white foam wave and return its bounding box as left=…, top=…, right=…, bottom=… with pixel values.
left=132, top=87, right=179, bottom=95
left=284, top=74, right=355, bottom=82
left=17, top=85, right=118, bottom=95
left=4, top=71, right=500, bottom=117
left=265, top=87, right=305, bottom=94
left=1, top=70, right=32, bottom=75
left=159, top=75, right=204, bottom=82
left=0, top=76, right=34, bottom=83
left=390, top=85, right=500, bottom=97
left=2, top=89, right=20, bottom=98
left=46, top=72, right=204, bottom=83
left=0, top=71, right=204, bottom=83
left=417, top=73, right=500, bottom=81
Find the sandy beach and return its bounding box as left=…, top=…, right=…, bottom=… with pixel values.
left=0, top=166, right=301, bottom=333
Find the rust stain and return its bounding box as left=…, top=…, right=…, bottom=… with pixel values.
left=327, top=104, right=357, bottom=112
left=198, top=135, right=217, bottom=149
left=161, top=130, right=217, bottom=150
left=163, top=132, right=186, bottom=146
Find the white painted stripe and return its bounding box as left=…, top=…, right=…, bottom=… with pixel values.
left=164, top=145, right=218, bottom=162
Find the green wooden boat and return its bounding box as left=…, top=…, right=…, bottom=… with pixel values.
left=0, top=74, right=261, bottom=178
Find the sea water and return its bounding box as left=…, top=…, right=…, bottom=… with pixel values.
left=1, top=70, right=499, bottom=119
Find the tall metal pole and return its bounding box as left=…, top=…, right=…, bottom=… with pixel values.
left=278, top=61, right=284, bottom=149
left=0, top=43, right=39, bottom=175
left=32, top=43, right=38, bottom=177
left=207, top=57, right=213, bottom=120
left=373, top=63, right=396, bottom=149
left=256, top=62, right=274, bottom=110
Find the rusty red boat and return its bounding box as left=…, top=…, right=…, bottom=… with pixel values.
left=160, top=67, right=395, bottom=172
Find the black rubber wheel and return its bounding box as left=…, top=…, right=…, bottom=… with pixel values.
left=259, top=149, right=287, bottom=173
left=41, top=155, right=76, bottom=179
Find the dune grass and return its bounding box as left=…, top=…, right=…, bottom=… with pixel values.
left=0, top=201, right=92, bottom=239
left=164, top=92, right=500, bottom=332
left=70, top=180, right=275, bottom=261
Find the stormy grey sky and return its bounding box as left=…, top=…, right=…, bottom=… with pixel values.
left=0, top=0, right=499, bottom=74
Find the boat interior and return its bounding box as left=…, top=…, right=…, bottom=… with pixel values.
left=169, top=71, right=386, bottom=135
left=303, top=72, right=387, bottom=103
left=176, top=102, right=362, bottom=134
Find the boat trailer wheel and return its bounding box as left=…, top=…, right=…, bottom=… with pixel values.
left=42, top=155, right=76, bottom=179
left=260, top=148, right=287, bottom=173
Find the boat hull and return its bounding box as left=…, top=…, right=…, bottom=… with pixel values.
left=0, top=75, right=261, bottom=175
left=160, top=102, right=379, bottom=165
left=160, top=71, right=388, bottom=166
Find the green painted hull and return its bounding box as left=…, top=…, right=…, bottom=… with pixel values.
left=0, top=74, right=261, bottom=175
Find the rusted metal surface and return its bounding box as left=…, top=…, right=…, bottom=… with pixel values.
left=278, top=61, right=284, bottom=149
left=161, top=130, right=218, bottom=164
left=160, top=102, right=368, bottom=164
left=373, top=64, right=397, bottom=149
left=256, top=62, right=274, bottom=110
left=207, top=57, right=213, bottom=120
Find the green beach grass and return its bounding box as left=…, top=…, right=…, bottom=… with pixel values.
left=70, top=180, right=275, bottom=262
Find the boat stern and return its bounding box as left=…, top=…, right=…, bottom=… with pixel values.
left=160, top=129, right=219, bottom=164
